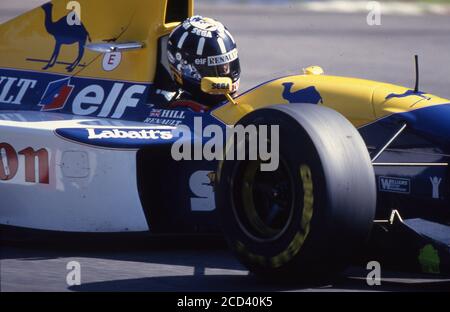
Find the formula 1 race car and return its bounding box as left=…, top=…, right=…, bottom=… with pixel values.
left=0, top=0, right=449, bottom=279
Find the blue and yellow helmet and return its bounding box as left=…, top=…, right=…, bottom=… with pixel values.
left=167, top=16, right=241, bottom=101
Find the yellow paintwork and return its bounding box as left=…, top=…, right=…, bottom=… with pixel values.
left=0, top=0, right=194, bottom=83
left=213, top=73, right=450, bottom=128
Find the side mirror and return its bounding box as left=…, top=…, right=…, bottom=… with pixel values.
left=201, top=77, right=233, bottom=95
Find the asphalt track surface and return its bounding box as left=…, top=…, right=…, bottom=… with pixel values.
left=1, top=1, right=450, bottom=292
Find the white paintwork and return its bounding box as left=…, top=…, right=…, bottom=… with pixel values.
left=0, top=111, right=150, bottom=232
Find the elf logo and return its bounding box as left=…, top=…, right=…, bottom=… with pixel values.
left=72, top=83, right=147, bottom=118
left=39, top=77, right=74, bottom=111
left=38, top=78, right=148, bottom=118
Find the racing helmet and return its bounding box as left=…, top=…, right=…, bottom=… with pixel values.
left=167, top=16, right=241, bottom=103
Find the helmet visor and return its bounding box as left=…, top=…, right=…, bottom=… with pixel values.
left=200, top=59, right=241, bottom=81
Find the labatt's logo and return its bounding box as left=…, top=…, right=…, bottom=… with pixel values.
left=73, top=84, right=147, bottom=118
left=87, top=128, right=174, bottom=140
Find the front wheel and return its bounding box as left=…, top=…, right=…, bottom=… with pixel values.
left=216, top=104, right=377, bottom=280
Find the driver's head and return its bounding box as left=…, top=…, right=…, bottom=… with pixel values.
left=167, top=16, right=241, bottom=103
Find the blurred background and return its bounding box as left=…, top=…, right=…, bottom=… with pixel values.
left=1, top=0, right=450, bottom=97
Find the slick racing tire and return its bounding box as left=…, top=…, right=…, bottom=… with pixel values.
left=215, top=104, right=376, bottom=280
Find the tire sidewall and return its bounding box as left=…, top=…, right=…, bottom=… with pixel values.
left=217, top=109, right=331, bottom=275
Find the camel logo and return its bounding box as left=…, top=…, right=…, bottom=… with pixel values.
left=39, top=77, right=74, bottom=111
left=27, top=3, right=91, bottom=72
left=282, top=83, right=323, bottom=104
left=385, top=90, right=429, bottom=100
